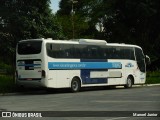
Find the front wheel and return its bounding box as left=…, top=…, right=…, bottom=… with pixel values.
left=124, top=76, right=133, bottom=88
left=71, top=78, right=81, bottom=92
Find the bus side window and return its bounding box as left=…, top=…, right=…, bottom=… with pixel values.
left=60, top=44, right=70, bottom=58
left=111, top=47, right=117, bottom=59
left=75, top=47, right=81, bottom=58
left=55, top=44, right=61, bottom=58
left=90, top=46, right=99, bottom=59
left=47, top=43, right=54, bottom=58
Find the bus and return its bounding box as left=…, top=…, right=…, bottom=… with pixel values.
left=16, top=38, right=149, bottom=92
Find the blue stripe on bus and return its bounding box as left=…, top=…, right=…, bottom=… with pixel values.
left=48, top=62, right=122, bottom=70
left=18, top=64, right=41, bottom=66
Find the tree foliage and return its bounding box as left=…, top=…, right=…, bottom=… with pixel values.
left=0, top=0, right=160, bottom=70
left=57, top=0, right=160, bottom=63
left=0, top=0, right=63, bottom=64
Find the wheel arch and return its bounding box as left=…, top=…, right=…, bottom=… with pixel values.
left=128, top=74, right=134, bottom=85
left=72, top=76, right=81, bottom=84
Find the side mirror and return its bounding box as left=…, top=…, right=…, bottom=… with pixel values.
left=145, top=55, right=151, bottom=65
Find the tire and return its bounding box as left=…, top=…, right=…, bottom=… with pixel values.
left=71, top=78, right=81, bottom=92
left=124, top=76, right=133, bottom=88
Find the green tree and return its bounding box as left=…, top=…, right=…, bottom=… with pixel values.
left=0, top=0, right=63, bottom=65
left=58, top=0, right=160, bottom=62
left=57, top=0, right=93, bottom=39
left=99, top=0, right=160, bottom=60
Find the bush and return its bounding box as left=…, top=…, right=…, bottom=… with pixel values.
left=0, top=75, right=16, bottom=94
left=146, top=71, right=160, bottom=84
left=0, top=62, right=14, bottom=75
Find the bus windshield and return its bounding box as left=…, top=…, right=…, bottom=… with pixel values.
left=18, top=41, right=42, bottom=55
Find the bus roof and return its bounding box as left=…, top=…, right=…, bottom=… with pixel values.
left=19, top=38, right=142, bottom=49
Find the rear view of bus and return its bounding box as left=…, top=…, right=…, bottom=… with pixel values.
left=16, top=39, right=46, bottom=88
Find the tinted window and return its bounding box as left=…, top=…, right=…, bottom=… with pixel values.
left=103, top=46, right=135, bottom=60
left=135, top=48, right=145, bottom=72
left=46, top=43, right=135, bottom=60
left=18, top=41, right=42, bottom=55
left=47, top=43, right=74, bottom=58
left=120, top=47, right=135, bottom=60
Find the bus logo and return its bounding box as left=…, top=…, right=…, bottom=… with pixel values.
left=125, top=63, right=134, bottom=67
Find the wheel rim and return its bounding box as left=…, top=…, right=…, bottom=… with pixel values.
left=72, top=81, right=78, bottom=91
left=128, top=78, right=132, bottom=87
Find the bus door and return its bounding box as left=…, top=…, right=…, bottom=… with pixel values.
left=135, top=48, right=146, bottom=83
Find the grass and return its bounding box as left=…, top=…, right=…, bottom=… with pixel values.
left=0, top=71, right=160, bottom=94
left=146, top=71, right=160, bottom=84
left=0, top=75, right=16, bottom=94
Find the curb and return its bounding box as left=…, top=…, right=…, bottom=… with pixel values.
left=114, top=84, right=160, bottom=88
left=143, top=83, right=160, bottom=86
left=0, top=92, right=21, bottom=96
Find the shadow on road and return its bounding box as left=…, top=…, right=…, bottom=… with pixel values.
left=1, top=85, right=144, bottom=96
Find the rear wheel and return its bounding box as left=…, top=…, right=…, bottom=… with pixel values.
left=124, top=76, right=133, bottom=88
left=71, top=78, right=81, bottom=92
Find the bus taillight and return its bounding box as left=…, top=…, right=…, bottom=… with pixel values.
left=42, top=70, right=46, bottom=78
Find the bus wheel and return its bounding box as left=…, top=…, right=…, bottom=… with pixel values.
left=124, top=76, right=133, bottom=88
left=71, top=78, right=81, bottom=92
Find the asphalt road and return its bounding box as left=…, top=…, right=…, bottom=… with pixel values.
left=0, top=85, right=160, bottom=120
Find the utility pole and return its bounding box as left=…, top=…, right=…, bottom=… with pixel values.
left=69, top=0, right=78, bottom=39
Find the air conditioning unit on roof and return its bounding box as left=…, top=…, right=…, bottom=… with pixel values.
left=79, top=39, right=107, bottom=45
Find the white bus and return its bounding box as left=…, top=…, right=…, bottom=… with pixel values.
left=16, top=38, right=149, bottom=92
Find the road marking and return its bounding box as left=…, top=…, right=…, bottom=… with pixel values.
left=105, top=117, right=129, bottom=120
left=93, top=100, right=160, bottom=103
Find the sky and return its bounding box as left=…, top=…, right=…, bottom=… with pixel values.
left=50, top=0, right=60, bottom=13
